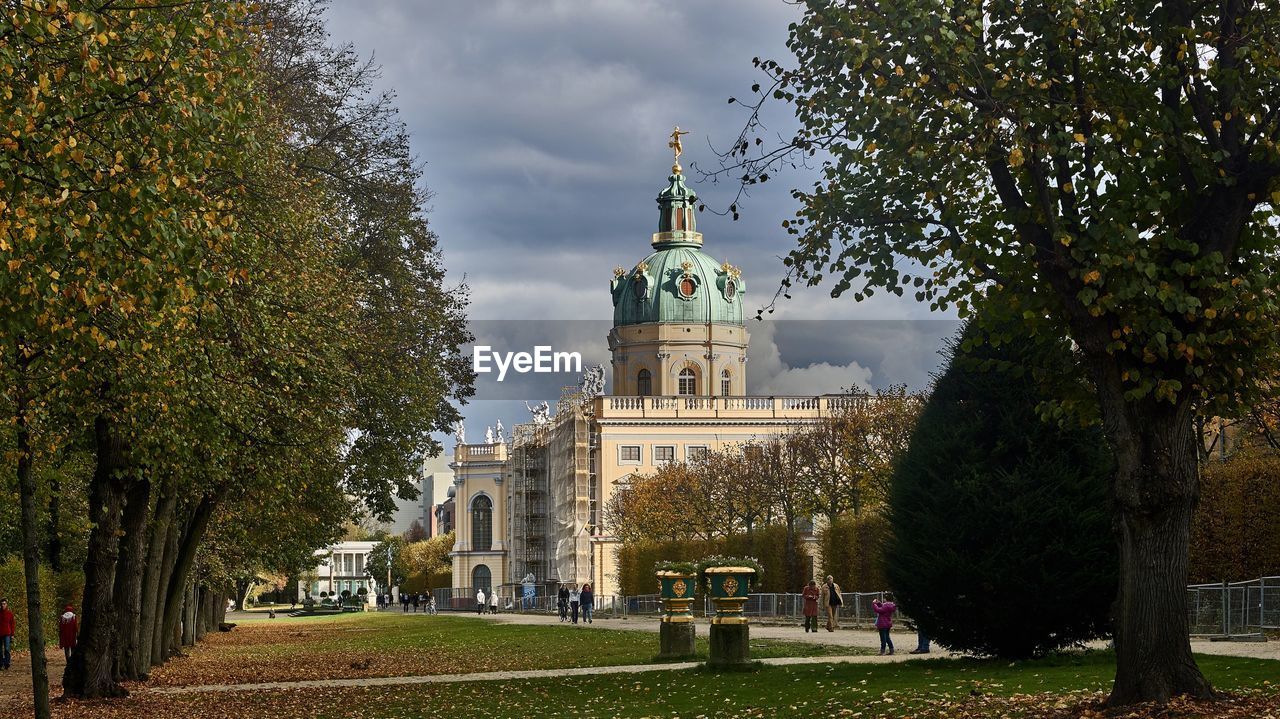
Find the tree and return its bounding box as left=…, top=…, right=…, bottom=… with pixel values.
left=404, top=520, right=428, bottom=543
left=717, top=0, right=1280, bottom=703
left=887, top=322, right=1116, bottom=658
left=796, top=387, right=923, bottom=521
left=366, top=537, right=410, bottom=591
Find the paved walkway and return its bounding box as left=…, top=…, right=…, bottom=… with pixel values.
left=147, top=653, right=915, bottom=695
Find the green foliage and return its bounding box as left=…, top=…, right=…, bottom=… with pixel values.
left=653, top=560, right=698, bottom=576
left=0, top=557, right=60, bottom=647
left=887, top=322, right=1116, bottom=658
left=818, top=514, right=890, bottom=591
left=1191, top=450, right=1280, bottom=582
left=617, top=527, right=802, bottom=595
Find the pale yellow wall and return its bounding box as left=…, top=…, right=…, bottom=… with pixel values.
left=449, top=442, right=510, bottom=589
left=608, top=322, right=749, bottom=396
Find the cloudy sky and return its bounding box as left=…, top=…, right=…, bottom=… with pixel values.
left=323, top=1, right=959, bottom=439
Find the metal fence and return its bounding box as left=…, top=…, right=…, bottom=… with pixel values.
left=1186, top=577, right=1280, bottom=637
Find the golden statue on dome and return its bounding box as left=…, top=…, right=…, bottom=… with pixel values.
left=668, top=126, right=690, bottom=172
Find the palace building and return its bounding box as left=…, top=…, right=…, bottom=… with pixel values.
left=450, top=152, right=857, bottom=598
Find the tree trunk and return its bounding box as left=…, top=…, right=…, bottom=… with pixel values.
left=112, top=477, right=151, bottom=681
left=45, top=476, right=62, bottom=573
left=14, top=356, right=52, bottom=719
left=194, top=586, right=207, bottom=642
left=160, top=494, right=217, bottom=657
left=150, top=503, right=182, bottom=667
left=136, top=482, right=177, bottom=676
left=1102, top=396, right=1215, bottom=705
left=62, top=415, right=130, bottom=699
left=181, top=581, right=196, bottom=647
left=235, top=577, right=253, bottom=612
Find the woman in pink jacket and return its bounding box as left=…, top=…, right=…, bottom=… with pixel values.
left=872, top=593, right=897, bottom=655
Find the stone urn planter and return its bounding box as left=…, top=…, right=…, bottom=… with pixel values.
left=655, top=567, right=697, bottom=659
left=700, top=560, right=760, bottom=668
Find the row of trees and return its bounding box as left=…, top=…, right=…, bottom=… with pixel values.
left=603, top=387, right=922, bottom=589
left=0, top=2, right=471, bottom=715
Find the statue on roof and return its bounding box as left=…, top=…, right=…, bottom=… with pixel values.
left=495, top=419, right=505, bottom=443
left=580, top=364, right=606, bottom=398
left=453, top=420, right=465, bottom=445
left=668, top=125, right=690, bottom=172
left=485, top=425, right=494, bottom=444
left=526, top=400, right=551, bottom=427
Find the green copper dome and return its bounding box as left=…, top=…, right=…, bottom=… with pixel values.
left=610, top=170, right=746, bottom=326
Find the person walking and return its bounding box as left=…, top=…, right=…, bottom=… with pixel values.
left=488, top=588, right=498, bottom=614
left=801, top=579, right=820, bottom=633
left=58, top=604, right=79, bottom=661
left=873, top=593, right=897, bottom=655
left=0, top=598, right=14, bottom=670
left=401, top=593, right=410, bottom=613
left=412, top=592, right=420, bottom=613
left=909, top=622, right=931, bottom=654
left=569, top=585, right=580, bottom=624
left=476, top=588, right=486, bottom=615
left=580, top=583, right=594, bottom=624
left=823, top=575, right=843, bottom=632
left=558, top=585, right=569, bottom=622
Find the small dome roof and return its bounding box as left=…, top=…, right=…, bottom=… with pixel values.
left=610, top=169, right=745, bottom=326
left=611, top=247, right=744, bottom=326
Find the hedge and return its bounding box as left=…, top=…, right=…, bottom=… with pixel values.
left=616, top=525, right=806, bottom=595
left=0, top=556, right=72, bottom=648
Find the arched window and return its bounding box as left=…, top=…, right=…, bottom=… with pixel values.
left=678, top=367, right=697, bottom=396
left=637, top=369, right=652, bottom=397
left=472, top=564, right=491, bottom=592
left=471, top=495, right=493, bottom=551
left=720, top=369, right=732, bottom=397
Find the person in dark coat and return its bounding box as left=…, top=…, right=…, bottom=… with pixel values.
left=580, top=583, right=594, bottom=624
left=558, top=585, right=570, bottom=622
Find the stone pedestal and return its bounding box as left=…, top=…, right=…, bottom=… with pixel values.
left=658, top=620, right=696, bottom=659
left=708, top=622, right=750, bottom=667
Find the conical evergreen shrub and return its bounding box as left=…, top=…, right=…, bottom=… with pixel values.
left=886, top=321, right=1116, bottom=658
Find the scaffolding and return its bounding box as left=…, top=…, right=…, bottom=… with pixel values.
left=550, top=389, right=593, bottom=586
left=508, top=421, right=550, bottom=585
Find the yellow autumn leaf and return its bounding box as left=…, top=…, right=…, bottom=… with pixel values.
left=1008, top=147, right=1024, bottom=167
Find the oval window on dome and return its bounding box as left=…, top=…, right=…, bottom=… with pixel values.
left=679, top=277, right=697, bottom=298
left=633, top=275, right=649, bottom=301
left=723, top=279, right=738, bottom=300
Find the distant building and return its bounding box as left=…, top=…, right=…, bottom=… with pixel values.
left=299, top=540, right=382, bottom=600
left=435, top=486, right=456, bottom=536
left=449, top=160, right=840, bottom=597
left=382, top=454, right=454, bottom=536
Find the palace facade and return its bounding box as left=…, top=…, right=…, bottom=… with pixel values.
left=450, top=159, right=855, bottom=597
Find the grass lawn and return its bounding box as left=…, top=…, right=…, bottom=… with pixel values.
left=140, top=612, right=858, bottom=687
left=33, top=650, right=1279, bottom=719
left=300, top=651, right=1280, bottom=719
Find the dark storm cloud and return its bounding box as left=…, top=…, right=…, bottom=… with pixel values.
left=321, top=1, right=957, bottom=436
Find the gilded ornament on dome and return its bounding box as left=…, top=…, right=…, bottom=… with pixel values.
left=680, top=260, right=694, bottom=276
left=635, top=261, right=650, bottom=275
left=613, top=266, right=626, bottom=278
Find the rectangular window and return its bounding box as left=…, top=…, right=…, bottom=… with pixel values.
left=619, top=445, right=641, bottom=463
left=654, top=446, right=675, bottom=464
left=686, top=445, right=708, bottom=461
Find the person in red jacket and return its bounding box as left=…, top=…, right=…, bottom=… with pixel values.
left=801, top=580, right=821, bottom=633
left=0, top=598, right=15, bottom=670
left=58, top=604, right=78, bottom=660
